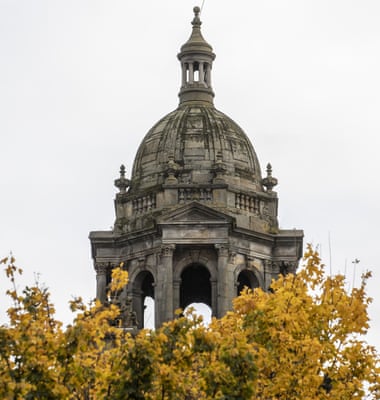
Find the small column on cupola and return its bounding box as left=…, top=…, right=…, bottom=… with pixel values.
left=178, top=6, right=216, bottom=105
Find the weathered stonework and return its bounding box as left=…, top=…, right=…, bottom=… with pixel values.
left=89, top=7, right=303, bottom=329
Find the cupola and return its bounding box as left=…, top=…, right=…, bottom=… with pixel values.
left=177, top=6, right=215, bottom=105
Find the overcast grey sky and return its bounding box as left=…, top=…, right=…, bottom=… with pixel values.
left=1, top=0, right=379, bottom=349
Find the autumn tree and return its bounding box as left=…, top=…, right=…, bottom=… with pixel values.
left=220, top=245, right=380, bottom=399
left=1, top=246, right=379, bottom=399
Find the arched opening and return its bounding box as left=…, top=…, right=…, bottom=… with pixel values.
left=144, top=296, right=155, bottom=329
left=132, top=271, right=155, bottom=329
left=193, top=61, right=199, bottom=82
left=184, top=302, right=212, bottom=326
left=180, top=263, right=211, bottom=310
left=237, top=269, right=259, bottom=296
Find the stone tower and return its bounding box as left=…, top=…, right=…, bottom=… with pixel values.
left=89, top=7, right=303, bottom=329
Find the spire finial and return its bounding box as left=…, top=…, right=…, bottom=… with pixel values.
left=114, top=164, right=130, bottom=194
left=120, top=164, right=126, bottom=178
left=266, top=163, right=273, bottom=177
left=192, top=6, right=201, bottom=26
left=262, top=162, right=278, bottom=193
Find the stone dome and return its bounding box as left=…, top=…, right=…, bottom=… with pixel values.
left=130, top=104, right=263, bottom=194
left=130, top=7, right=265, bottom=196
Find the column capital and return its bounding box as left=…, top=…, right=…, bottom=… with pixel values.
left=215, top=244, right=229, bottom=257
left=137, top=256, right=146, bottom=268
left=246, top=255, right=257, bottom=268
left=264, top=259, right=275, bottom=272
left=95, top=262, right=110, bottom=274
left=161, top=244, right=176, bottom=257
left=280, top=261, right=298, bottom=275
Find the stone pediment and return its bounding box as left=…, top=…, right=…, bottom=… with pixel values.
left=158, top=202, right=233, bottom=225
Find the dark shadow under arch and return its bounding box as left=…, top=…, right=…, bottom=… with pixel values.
left=132, top=271, right=154, bottom=329
left=180, top=263, right=211, bottom=309
left=237, top=269, right=259, bottom=295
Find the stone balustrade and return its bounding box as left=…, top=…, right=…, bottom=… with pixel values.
left=132, top=193, right=157, bottom=214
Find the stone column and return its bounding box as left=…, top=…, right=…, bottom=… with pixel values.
left=173, top=278, right=181, bottom=314
left=189, top=63, right=194, bottom=84
left=211, top=278, right=217, bottom=317
left=264, top=259, right=276, bottom=290
left=181, top=63, right=187, bottom=86
left=156, top=244, right=176, bottom=326
left=199, top=62, right=204, bottom=84
left=215, top=244, right=230, bottom=318
left=95, top=262, right=109, bottom=303
left=206, top=64, right=212, bottom=87
left=132, top=288, right=144, bottom=330
left=204, top=63, right=209, bottom=86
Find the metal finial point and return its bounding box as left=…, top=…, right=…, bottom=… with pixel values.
left=193, top=6, right=200, bottom=16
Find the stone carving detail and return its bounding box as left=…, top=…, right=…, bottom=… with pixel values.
left=189, top=249, right=201, bottom=262
left=215, top=244, right=229, bottom=257
left=132, top=193, right=156, bottom=214
left=280, top=261, right=297, bottom=275
left=246, top=255, right=255, bottom=267
left=165, top=155, right=179, bottom=184
left=95, top=262, right=110, bottom=275
left=161, top=244, right=176, bottom=257
left=138, top=257, right=146, bottom=268
left=114, top=164, right=130, bottom=194
left=235, top=193, right=261, bottom=214
left=262, top=163, right=278, bottom=193
left=229, top=251, right=237, bottom=264
left=264, top=259, right=275, bottom=273
left=179, top=187, right=212, bottom=203
left=263, top=204, right=270, bottom=218
left=179, top=173, right=192, bottom=184
left=212, top=152, right=227, bottom=183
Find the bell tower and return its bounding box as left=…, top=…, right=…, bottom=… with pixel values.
left=89, top=7, right=303, bottom=329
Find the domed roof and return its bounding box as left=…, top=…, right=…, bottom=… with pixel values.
left=130, top=104, right=263, bottom=193
left=129, top=8, right=264, bottom=195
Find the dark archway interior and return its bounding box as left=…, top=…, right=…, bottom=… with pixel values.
left=133, top=271, right=155, bottom=329
left=141, top=273, right=154, bottom=299
left=237, top=270, right=259, bottom=295
left=180, top=263, right=211, bottom=309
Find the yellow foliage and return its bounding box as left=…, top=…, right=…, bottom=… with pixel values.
left=0, top=246, right=379, bottom=399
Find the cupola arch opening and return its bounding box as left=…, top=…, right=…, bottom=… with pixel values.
left=131, top=270, right=155, bottom=330
left=180, top=262, right=212, bottom=310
